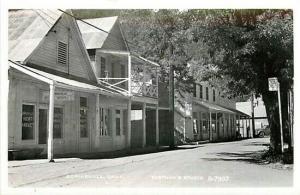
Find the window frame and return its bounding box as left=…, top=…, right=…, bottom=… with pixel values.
left=53, top=106, right=64, bottom=139
left=206, top=87, right=209, bottom=101
left=79, top=96, right=89, bottom=138
left=57, top=40, right=68, bottom=66
left=21, top=103, right=36, bottom=141
left=199, top=84, right=203, bottom=99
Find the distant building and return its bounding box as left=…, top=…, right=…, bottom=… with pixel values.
left=175, top=80, right=249, bottom=144
left=236, top=96, right=269, bottom=137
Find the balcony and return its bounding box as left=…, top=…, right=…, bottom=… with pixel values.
left=95, top=50, right=159, bottom=99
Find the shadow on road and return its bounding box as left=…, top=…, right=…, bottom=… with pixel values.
left=202, top=150, right=268, bottom=165
left=52, top=145, right=204, bottom=160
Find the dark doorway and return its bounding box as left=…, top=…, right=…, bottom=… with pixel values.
left=38, top=108, right=48, bottom=144
left=146, top=109, right=156, bottom=146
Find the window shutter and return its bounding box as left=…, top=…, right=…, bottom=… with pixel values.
left=57, top=41, right=68, bottom=65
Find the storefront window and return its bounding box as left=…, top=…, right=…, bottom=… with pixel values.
left=80, top=97, right=88, bottom=138
left=53, top=107, right=63, bottom=138
left=22, top=104, right=35, bottom=140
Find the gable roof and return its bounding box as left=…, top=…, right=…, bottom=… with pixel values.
left=76, top=16, right=119, bottom=49
left=9, top=9, right=98, bottom=83
left=9, top=9, right=62, bottom=62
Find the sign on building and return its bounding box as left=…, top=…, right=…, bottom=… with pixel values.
left=268, top=77, right=279, bottom=91
left=42, top=91, right=75, bottom=102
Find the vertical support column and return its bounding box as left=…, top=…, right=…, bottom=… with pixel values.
left=215, top=112, right=218, bottom=140
left=47, top=83, right=55, bottom=162
left=156, top=67, right=159, bottom=99
left=127, top=53, right=132, bottom=149
left=155, top=105, right=159, bottom=146
left=238, top=115, right=241, bottom=137
left=127, top=99, right=131, bottom=149
left=128, top=54, right=131, bottom=96
left=95, top=94, right=100, bottom=148
left=142, top=103, right=146, bottom=147
left=228, top=114, right=231, bottom=140
left=246, top=118, right=248, bottom=138
left=209, top=111, right=212, bottom=142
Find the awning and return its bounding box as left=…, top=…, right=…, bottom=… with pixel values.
left=193, top=100, right=235, bottom=114
left=223, top=107, right=251, bottom=118
left=8, top=60, right=123, bottom=97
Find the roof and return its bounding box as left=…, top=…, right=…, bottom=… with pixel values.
left=223, top=107, right=251, bottom=117
left=77, top=16, right=118, bottom=49
left=193, top=100, right=235, bottom=114
left=8, top=60, right=117, bottom=95
left=9, top=9, right=62, bottom=62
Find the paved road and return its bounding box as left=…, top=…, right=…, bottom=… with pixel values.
left=8, top=138, right=293, bottom=188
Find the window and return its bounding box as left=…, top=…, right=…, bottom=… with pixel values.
left=211, top=113, right=216, bottom=133
left=115, top=110, right=121, bottom=136
left=22, top=104, right=35, bottom=140
left=100, top=57, right=106, bottom=78
left=199, top=85, right=203, bottom=99
left=201, top=113, right=208, bottom=133
left=87, top=49, right=96, bottom=62
left=193, top=83, right=196, bottom=97
left=53, top=107, right=63, bottom=138
left=206, top=87, right=209, bottom=101
left=193, top=112, right=198, bottom=134
left=57, top=41, right=68, bottom=65
left=80, top=97, right=88, bottom=138
left=213, top=89, right=216, bottom=102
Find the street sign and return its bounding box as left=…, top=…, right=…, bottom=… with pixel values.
left=268, top=77, right=279, bottom=91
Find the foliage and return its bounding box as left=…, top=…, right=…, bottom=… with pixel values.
left=73, top=9, right=293, bottom=153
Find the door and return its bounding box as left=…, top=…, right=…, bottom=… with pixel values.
left=79, top=96, right=90, bottom=152
left=38, top=108, right=48, bottom=144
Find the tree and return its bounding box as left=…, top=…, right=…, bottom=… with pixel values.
left=198, top=10, right=293, bottom=153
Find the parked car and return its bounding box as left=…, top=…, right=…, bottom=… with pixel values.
left=255, top=125, right=270, bottom=138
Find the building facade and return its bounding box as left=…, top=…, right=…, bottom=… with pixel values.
left=175, top=81, right=248, bottom=144
left=8, top=10, right=163, bottom=160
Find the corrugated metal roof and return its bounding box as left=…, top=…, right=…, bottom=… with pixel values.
left=77, top=16, right=118, bottom=49
left=9, top=9, right=62, bottom=62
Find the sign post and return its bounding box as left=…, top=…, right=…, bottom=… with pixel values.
left=268, top=77, right=284, bottom=153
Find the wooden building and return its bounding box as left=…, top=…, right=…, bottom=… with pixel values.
left=175, top=81, right=249, bottom=144
left=8, top=10, right=162, bottom=161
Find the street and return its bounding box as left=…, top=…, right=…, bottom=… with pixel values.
left=8, top=138, right=293, bottom=188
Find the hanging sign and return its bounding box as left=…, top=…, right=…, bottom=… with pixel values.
left=268, top=77, right=279, bottom=91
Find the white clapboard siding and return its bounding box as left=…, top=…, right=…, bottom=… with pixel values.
left=26, top=13, right=93, bottom=82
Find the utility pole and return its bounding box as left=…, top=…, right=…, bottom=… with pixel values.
left=169, top=60, right=175, bottom=148
left=251, top=93, right=256, bottom=138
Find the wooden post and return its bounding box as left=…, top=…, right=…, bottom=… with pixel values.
left=127, top=99, right=131, bottom=148
left=156, top=105, right=159, bottom=146
left=127, top=53, right=132, bottom=149
left=209, top=111, right=212, bottom=141
left=95, top=94, right=100, bottom=148
left=277, top=83, right=284, bottom=153
left=227, top=114, right=232, bottom=139
left=128, top=54, right=131, bottom=94
left=47, top=83, right=55, bottom=162
left=251, top=94, right=256, bottom=138
left=142, top=103, right=146, bottom=147
left=215, top=112, right=218, bottom=140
